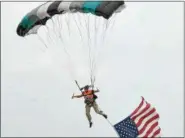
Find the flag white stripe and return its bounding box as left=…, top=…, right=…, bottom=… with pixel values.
left=138, top=118, right=159, bottom=137
left=155, top=132, right=161, bottom=137
left=148, top=126, right=161, bottom=137
left=137, top=112, right=158, bottom=131
left=134, top=106, right=154, bottom=124
left=131, top=101, right=147, bottom=117
left=131, top=101, right=149, bottom=119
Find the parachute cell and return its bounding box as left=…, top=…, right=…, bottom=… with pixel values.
left=16, top=1, right=125, bottom=37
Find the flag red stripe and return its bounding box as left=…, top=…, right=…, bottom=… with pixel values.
left=131, top=103, right=151, bottom=120
left=138, top=114, right=159, bottom=135
left=144, top=122, right=159, bottom=137
left=151, top=128, right=161, bottom=137
left=136, top=108, right=156, bottom=127
left=130, top=97, right=145, bottom=116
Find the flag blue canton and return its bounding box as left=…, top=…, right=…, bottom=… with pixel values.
left=114, top=117, right=139, bottom=138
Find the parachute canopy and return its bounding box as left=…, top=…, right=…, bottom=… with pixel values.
left=16, top=1, right=125, bottom=37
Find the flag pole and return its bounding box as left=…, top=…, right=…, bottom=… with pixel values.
left=75, top=80, right=82, bottom=93
left=106, top=119, right=120, bottom=138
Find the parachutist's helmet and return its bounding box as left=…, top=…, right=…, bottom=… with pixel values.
left=84, top=85, right=89, bottom=90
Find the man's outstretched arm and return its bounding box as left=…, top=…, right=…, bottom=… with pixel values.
left=93, top=88, right=100, bottom=93
left=72, top=94, right=83, bottom=99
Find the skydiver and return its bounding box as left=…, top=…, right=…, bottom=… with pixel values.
left=72, top=85, right=108, bottom=128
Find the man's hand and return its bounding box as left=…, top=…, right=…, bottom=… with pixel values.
left=71, top=93, right=75, bottom=99
left=94, top=88, right=100, bottom=93
left=72, top=94, right=83, bottom=98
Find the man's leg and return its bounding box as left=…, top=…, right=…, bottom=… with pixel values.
left=85, top=104, right=93, bottom=127
left=92, top=101, right=108, bottom=119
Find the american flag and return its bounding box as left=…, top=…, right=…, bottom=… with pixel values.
left=113, top=97, right=161, bottom=138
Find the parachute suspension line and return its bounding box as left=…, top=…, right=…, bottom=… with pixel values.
left=90, top=75, right=95, bottom=88
left=56, top=15, right=65, bottom=45
left=86, top=14, right=91, bottom=45
left=83, top=14, right=92, bottom=86
left=37, top=33, right=48, bottom=49
left=56, top=15, right=63, bottom=39
left=87, top=15, right=94, bottom=82
left=91, top=16, right=103, bottom=87
left=44, top=18, right=56, bottom=45
left=90, top=17, right=103, bottom=82
left=108, top=13, right=118, bottom=34
left=59, top=15, right=68, bottom=45
left=88, top=16, right=93, bottom=83
left=38, top=20, right=53, bottom=45
left=84, top=14, right=93, bottom=82
left=94, top=16, right=97, bottom=50
left=103, top=14, right=117, bottom=45
left=102, top=18, right=112, bottom=46
left=57, top=15, right=71, bottom=58
left=101, top=14, right=116, bottom=42
left=51, top=18, right=58, bottom=39
left=74, top=14, right=83, bottom=43
left=91, top=18, right=106, bottom=74
left=91, top=16, right=99, bottom=83
left=58, top=15, right=63, bottom=38
left=62, top=43, right=71, bottom=59
left=65, top=13, right=71, bottom=36
left=91, top=17, right=97, bottom=80
left=55, top=16, right=62, bottom=40
left=92, top=17, right=113, bottom=77
left=97, top=18, right=106, bottom=52
left=77, top=13, right=85, bottom=45
left=95, top=17, right=101, bottom=57
left=25, top=36, right=45, bottom=53
left=45, top=25, right=54, bottom=44
left=49, top=18, right=58, bottom=45
left=77, top=13, right=83, bottom=31
left=44, top=14, right=71, bottom=63
left=61, top=46, right=75, bottom=81
left=96, top=14, right=118, bottom=77
left=101, top=19, right=108, bottom=44
left=63, top=48, right=74, bottom=80
left=100, top=20, right=109, bottom=54
left=37, top=20, right=49, bottom=49
left=102, top=19, right=111, bottom=42
left=88, top=16, right=95, bottom=85
left=83, top=14, right=90, bottom=46
left=88, top=16, right=96, bottom=86
left=78, top=13, right=86, bottom=44
left=53, top=17, right=59, bottom=37
left=53, top=15, right=68, bottom=56
left=55, top=15, right=75, bottom=81
left=96, top=14, right=118, bottom=65
left=103, top=19, right=110, bottom=44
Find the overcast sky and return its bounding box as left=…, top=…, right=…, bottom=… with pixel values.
left=1, top=1, right=184, bottom=137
